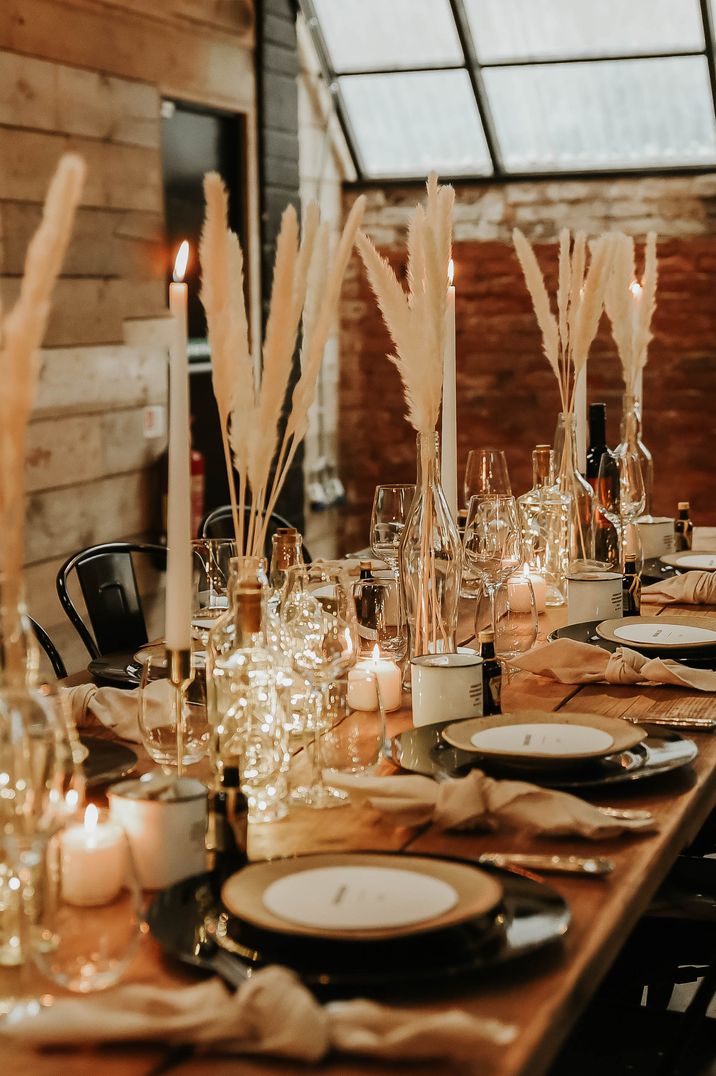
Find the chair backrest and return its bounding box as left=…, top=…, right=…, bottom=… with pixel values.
left=29, top=617, right=67, bottom=679
left=56, top=542, right=167, bottom=660
left=200, top=506, right=312, bottom=562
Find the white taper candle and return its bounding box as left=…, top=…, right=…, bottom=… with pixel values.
left=165, top=241, right=193, bottom=651
left=441, top=260, right=458, bottom=520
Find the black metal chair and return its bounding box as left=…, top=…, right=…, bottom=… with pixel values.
left=56, top=542, right=166, bottom=660
left=200, top=505, right=312, bottom=563
left=29, top=617, right=67, bottom=679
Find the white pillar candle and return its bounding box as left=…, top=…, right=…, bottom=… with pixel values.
left=508, top=564, right=547, bottom=614
left=165, top=241, right=193, bottom=652
left=441, top=260, right=458, bottom=521
left=61, top=804, right=126, bottom=907
left=347, top=645, right=402, bottom=712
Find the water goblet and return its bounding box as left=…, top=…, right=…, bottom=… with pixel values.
left=463, top=494, right=522, bottom=625
left=464, top=448, right=511, bottom=507
left=370, top=484, right=415, bottom=574
left=595, top=450, right=646, bottom=571
left=494, top=575, right=539, bottom=679
left=137, top=647, right=209, bottom=769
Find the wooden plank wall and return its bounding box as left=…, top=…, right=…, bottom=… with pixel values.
left=0, top=0, right=258, bottom=674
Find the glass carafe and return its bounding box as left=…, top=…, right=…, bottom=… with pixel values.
left=400, top=432, right=462, bottom=658
left=517, top=446, right=570, bottom=606
left=553, top=413, right=595, bottom=566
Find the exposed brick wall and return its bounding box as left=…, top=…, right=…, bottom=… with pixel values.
left=338, top=176, right=716, bottom=553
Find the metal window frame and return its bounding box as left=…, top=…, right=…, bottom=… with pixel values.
left=300, top=0, right=716, bottom=182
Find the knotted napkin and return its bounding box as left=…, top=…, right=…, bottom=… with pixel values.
left=327, top=770, right=655, bottom=838
left=63, top=683, right=144, bottom=742
left=0, top=965, right=516, bottom=1062
left=511, top=638, right=716, bottom=692
left=642, top=570, right=716, bottom=606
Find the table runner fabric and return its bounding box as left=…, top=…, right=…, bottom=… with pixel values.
left=328, top=770, right=655, bottom=838
left=642, top=570, right=716, bottom=606
left=0, top=965, right=516, bottom=1061
left=63, top=683, right=143, bottom=742
left=511, top=638, right=716, bottom=692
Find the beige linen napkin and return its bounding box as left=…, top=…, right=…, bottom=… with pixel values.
left=642, top=571, right=716, bottom=606
left=328, top=770, right=655, bottom=838
left=0, top=965, right=516, bottom=1061
left=512, top=638, right=716, bottom=692
left=62, top=683, right=143, bottom=742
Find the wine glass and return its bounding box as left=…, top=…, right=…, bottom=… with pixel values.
left=137, top=648, right=209, bottom=769
left=463, top=495, right=522, bottom=629
left=464, top=449, right=511, bottom=507
left=370, top=485, right=415, bottom=574
left=352, top=573, right=407, bottom=662
left=280, top=564, right=359, bottom=808
left=494, top=575, right=538, bottom=676
left=595, top=450, right=646, bottom=571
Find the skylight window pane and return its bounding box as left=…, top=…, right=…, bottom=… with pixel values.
left=339, top=71, right=492, bottom=178
left=312, top=0, right=463, bottom=73
left=484, top=57, right=716, bottom=172
left=467, top=0, right=704, bottom=62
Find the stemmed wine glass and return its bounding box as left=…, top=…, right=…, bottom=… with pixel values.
left=463, top=495, right=522, bottom=631
left=464, top=449, right=511, bottom=507
left=280, top=564, right=359, bottom=808
left=494, top=576, right=539, bottom=680
left=370, top=484, right=415, bottom=574
left=595, top=450, right=646, bottom=571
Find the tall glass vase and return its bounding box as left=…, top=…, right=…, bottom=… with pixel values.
left=616, top=393, right=653, bottom=515
left=400, top=431, right=462, bottom=659
left=554, top=413, right=595, bottom=566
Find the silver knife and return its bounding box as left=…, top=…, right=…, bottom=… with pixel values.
left=624, top=714, right=716, bottom=731
left=478, top=852, right=614, bottom=876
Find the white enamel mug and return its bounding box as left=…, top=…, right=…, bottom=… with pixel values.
left=410, top=652, right=484, bottom=727
left=635, top=516, right=676, bottom=560
left=567, top=570, right=623, bottom=625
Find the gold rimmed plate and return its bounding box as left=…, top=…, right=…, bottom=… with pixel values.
left=441, top=710, right=646, bottom=767
left=660, top=551, right=716, bottom=572
left=221, top=852, right=503, bottom=942
left=596, top=615, right=716, bottom=652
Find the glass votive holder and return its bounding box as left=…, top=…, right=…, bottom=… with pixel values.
left=322, top=672, right=385, bottom=774
left=32, top=805, right=142, bottom=993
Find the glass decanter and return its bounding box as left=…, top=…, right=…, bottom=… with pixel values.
left=615, top=393, right=653, bottom=516
left=400, top=431, right=462, bottom=658
left=517, top=446, right=570, bottom=606
left=553, top=413, right=595, bottom=566
left=207, top=558, right=289, bottom=823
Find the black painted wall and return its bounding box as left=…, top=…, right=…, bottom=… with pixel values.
left=256, top=0, right=305, bottom=533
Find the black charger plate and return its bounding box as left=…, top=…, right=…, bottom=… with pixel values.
left=88, top=651, right=143, bottom=688
left=147, top=858, right=570, bottom=1000
left=390, top=720, right=697, bottom=790
left=549, top=620, right=716, bottom=667
left=80, top=735, right=138, bottom=787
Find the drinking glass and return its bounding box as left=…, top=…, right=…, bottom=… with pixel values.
left=595, top=450, right=646, bottom=571
left=370, top=484, right=415, bottom=573
left=280, top=564, right=359, bottom=808
left=137, top=648, right=209, bottom=768
left=0, top=686, right=82, bottom=1016
left=191, top=539, right=237, bottom=644
left=33, top=805, right=142, bottom=993
left=494, top=576, right=539, bottom=668
left=320, top=671, right=385, bottom=774
left=464, top=449, right=511, bottom=507
left=463, top=495, right=522, bottom=626
left=352, top=573, right=407, bottom=662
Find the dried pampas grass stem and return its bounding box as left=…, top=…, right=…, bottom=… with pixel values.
left=604, top=231, right=658, bottom=396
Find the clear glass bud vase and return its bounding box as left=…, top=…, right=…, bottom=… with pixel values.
left=616, top=393, right=653, bottom=515
left=554, top=413, right=595, bottom=566
left=400, top=431, right=462, bottom=658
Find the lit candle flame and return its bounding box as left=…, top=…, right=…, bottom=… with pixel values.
left=84, top=802, right=99, bottom=832
left=371, top=643, right=381, bottom=664
left=447, top=258, right=454, bottom=286
left=173, top=240, right=190, bottom=283
left=629, top=280, right=642, bottom=299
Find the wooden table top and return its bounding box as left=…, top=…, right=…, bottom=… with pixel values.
left=6, top=537, right=716, bottom=1076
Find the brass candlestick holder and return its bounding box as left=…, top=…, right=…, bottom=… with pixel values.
left=167, top=647, right=194, bottom=778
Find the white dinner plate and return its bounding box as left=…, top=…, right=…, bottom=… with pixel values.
left=660, top=552, right=716, bottom=572
left=596, top=615, right=716, bottom=651
left=221, top=852, right=503, bottom=940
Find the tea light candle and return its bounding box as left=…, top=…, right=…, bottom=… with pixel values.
left=347, top=645, right=402, bottom=712
left=508, top=565, right=547, bottom=614
left=61, top=804, right=126, bottom=907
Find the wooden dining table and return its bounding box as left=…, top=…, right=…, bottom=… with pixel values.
left=5, top=531, right=716, bottom=1076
